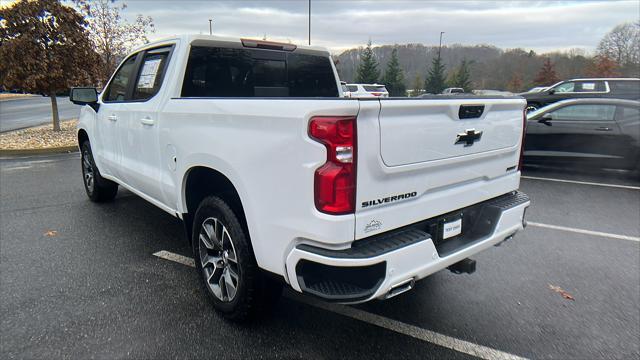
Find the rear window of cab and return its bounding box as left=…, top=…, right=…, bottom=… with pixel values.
left=181, top=46, right=339, bottom=98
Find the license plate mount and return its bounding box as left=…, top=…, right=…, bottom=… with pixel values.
left=442, top=216, right=463, bottom=240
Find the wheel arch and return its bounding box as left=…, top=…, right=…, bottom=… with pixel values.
left=181, top=166, right=250, bottom=246
left=77, top=128, right=89, bottom=146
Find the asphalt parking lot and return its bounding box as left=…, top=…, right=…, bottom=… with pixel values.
left=1, top=153, right=638, bottom=359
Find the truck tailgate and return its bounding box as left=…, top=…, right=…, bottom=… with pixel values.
left=380, top=99, right=523, bottom=166
left=355, top=97, right=526, bottom=240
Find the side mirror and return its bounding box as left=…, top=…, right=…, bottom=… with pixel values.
left=538, top=113, right=553, bottom=126
left=70, top=87, right=98, bottom=105
left=547, top=89, right=555, bottom=95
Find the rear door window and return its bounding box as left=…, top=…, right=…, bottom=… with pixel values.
left=181, top=46, right=338, bottom=98
left=609, top=81, right=640, bottom=94
left=132, top=47, right=171, bottom=100
left=575, top=81, right=606, bottom=93
left=347, top=85, right=358, bottom=92
left=617, top=106, right=639, bottom=122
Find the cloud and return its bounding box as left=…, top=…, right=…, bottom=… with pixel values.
left=119, top=0, right=639, bottom=54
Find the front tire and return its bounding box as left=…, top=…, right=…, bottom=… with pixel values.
left=192, top=196, right=281, bottom=321
left=80, top=141, right=118, bottom=202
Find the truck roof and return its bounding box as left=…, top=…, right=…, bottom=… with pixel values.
left=564, top=78, right=640, bottom=82
left=130, top=34, right=331, bottom=56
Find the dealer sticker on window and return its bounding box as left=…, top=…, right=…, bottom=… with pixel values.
left=443, top=218, right=462, bottom=239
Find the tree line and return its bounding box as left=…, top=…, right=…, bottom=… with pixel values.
left=339, top=21, right=639, bottom=96
left=1, top=0, right=637, bottom=131
left=0, top=0, right=154, bottom=130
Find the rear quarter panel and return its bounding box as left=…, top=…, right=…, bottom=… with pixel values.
left=160, top=98, right=360, bottom=277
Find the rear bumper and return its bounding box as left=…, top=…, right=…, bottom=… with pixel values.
left=285, top=191, right=530, bottom=303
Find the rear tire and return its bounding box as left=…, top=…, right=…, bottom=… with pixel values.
left=192, top=196, right=281, bottom=321
left=81, top=141, right=118, bottom=202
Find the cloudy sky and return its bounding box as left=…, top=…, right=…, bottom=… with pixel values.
left=77, top=0, right=640, bottom=54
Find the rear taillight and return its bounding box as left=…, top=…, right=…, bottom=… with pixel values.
left=371, top=92, right=382, bottom=96
left=518, top=109, right=527, bottom=171
left=309, top=116, right=357, bottom=215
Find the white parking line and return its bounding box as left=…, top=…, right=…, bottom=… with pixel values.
left=528, top=222, right=640, bottom=242
left=153, top=250, right=195, bottom=267
left=153, top=250, right=527, bottom=360
left=1, top=165, right=33, bottom=171
left=292, top=295, right=527, bottom=360
left=521, top=176, right=640, bottom=190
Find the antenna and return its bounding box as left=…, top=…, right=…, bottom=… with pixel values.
left=308, top=0, right=311, bottom=45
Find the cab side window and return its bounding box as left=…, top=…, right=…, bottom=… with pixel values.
left=132, top=47, right=171, bottom=100
left=103, top=55, right=138, bottom=102
left=553, top=82, right=574, bottom=93
left=550, top=104, right=616, bottom=121
left=575, top=81, right=606, bottom=93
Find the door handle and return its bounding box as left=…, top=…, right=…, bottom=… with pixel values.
left=140, top=117, right=155, bottom=126
left=595, top=127, right=612, bottom=131
left=107, top=115, right=117, bottom=122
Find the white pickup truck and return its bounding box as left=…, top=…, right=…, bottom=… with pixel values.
left=70, top=35, right=530, bottom=320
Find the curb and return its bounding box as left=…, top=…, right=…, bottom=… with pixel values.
left=0, top=95, right=37, bottom=102
left=0, top=145, right=78, bottom=156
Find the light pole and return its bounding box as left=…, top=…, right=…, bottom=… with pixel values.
left=438, top=31, right=445, bottom=61
left=209, top=19, right=212, bottom=35
left=308, top=0, right=311, bottom=45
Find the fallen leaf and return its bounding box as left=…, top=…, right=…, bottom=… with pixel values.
left=44, top=230, right=58, bottom=237
left=549, top=284, right=575, bottom=301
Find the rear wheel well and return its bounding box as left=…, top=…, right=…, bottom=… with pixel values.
left=78, top=129, right=89, bottom=146
left=183, top=167, right=248, bottom=244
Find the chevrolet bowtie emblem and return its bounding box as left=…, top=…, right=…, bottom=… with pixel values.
left=455, top=129, right=483, bottom=146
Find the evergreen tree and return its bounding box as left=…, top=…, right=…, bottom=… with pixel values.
left=449, top=59, right=472, bottom=91
left=355, top=40, right=380, bottom=84
left=411, top=74, right=423, bottom=97
left=382, top=47, right=406, bottom=96
left=533, top=58, right=559, bottom=86
left=424, top=56, right=447, bottom=94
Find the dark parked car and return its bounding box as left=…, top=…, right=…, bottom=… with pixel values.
left=524, top=98, right=640, bottom=171
left=521, top=78, right=640, bottom=112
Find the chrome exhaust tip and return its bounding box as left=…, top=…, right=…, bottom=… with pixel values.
left=384, top=278, right=415, bottom=299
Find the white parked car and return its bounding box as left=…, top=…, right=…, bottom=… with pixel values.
left=344, top=83, right=389, bottom=97
left=472, top=89, right=514, bottom=96
left=70, top=35, right=529, bottom=320
left=442, top=88, right=465, bottom=94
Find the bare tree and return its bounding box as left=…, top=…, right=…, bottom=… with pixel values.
left=586, top=55, right=621, bottom=77
left=74, top=0, right=154, bottom=86
left=597, top=22, right=640, bottom=66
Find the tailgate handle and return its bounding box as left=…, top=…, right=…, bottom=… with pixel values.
left=459, top=105, right=485, bottom=119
